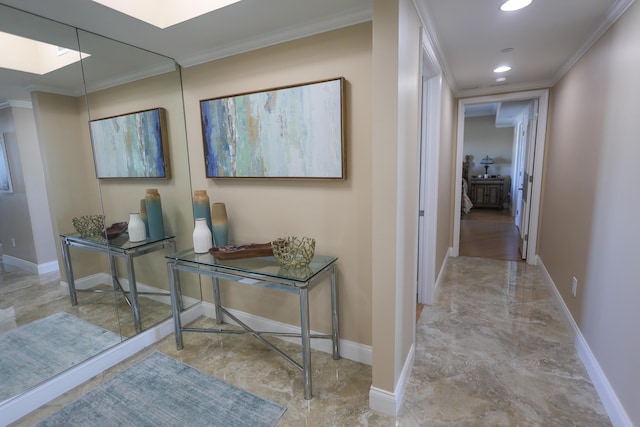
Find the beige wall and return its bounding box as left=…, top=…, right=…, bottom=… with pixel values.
left=540, top=1, right=640, bottom=423
left=12, top=106, right=57, bottom=265
left=437, top=79, right=456, bottom=268
left=182, top=23, right=374, bottom=344
left=371, top=0, right=422, bottom=392
left=0, top=107, right=38, bottom=263
left=463, top=116, right=514, bottom=177
left=31, top=92, right=102, bottom=278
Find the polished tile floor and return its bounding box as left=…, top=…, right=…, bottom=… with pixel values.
left=8, top=257, right=610, bottom=426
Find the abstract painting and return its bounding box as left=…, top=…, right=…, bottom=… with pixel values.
left=200, top=77, right=345, bottom=179
left=0, top=134, right=13, bottom=193
left=90, top=108, right=170, bottom=179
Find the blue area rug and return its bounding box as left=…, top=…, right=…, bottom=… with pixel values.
left=0, top=312, right=121, bottom=401
left=37, top=351, right=286, bottom=427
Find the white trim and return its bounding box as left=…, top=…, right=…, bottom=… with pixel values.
left=537, top=256, right=632, bottom=427
left=201, top=301, right=372, bottom=366
left=369, top=343, right=415, bottom=416
left=37, top=260, right=59, bottom=275
left=0, top=304, right=202, bottom=425
left=177, top=5, right=372, bottom=67
left=412, top=0, right=456, bottom=96
left=433, top=248, right=450, bottom=296
left=551, top=0, right=635, bottom=86
left=0, top=100, right=33, bottom=110
left=452, top=89, right=549, bottom=265
left=417, top=27, right=443, bottom=306
left=2, top=255, right=58, bottom=275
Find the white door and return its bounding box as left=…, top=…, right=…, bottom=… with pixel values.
left=518, top=100, right=538, bottom=258
left=514, top=122, right=527, bottom=230
left=417, top=81, right=426, bottom=301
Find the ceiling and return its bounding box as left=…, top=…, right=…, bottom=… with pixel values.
left=0, top=0, right=635, bottom=103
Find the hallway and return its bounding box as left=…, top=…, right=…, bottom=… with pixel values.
left=12, top=256, right=609, bottom=425
left=460, top=208, right=522, bottom=262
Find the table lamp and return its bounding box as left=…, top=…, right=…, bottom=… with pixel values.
left=480, top=155, right=494, bottom=175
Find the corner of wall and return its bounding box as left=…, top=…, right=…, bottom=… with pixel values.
left=369, top=343, right=415, bottom=416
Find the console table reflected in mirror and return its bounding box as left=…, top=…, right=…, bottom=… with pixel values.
left=60, top=233, right=178, bottom=333
left=165, top=250, right=340, bottom=400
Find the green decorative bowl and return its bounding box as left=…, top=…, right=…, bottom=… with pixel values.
left=271, top=236, right=315, bottom=269
left=72, top=215, right=105, bottom=238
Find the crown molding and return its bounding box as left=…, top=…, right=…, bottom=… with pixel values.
left=0, top=99, right=33, bottom=110
left=177, top=4, right=372, bottom=68
left=412, top=0, right=457, bottom=92
left=456, top=79, right=552, bottom=99
left=551, top=0, right=636, bottom=85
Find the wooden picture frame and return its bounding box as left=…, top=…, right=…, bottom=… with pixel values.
left=89, top=108, right=170, bottom=179
left=0, top=133, right=13, bottom=194
left=200, top=77, right=346, bottom=179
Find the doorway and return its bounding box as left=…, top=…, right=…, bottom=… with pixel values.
left=416, top=31, right=443, bottom=306
left=453, top=90, right=549, bottom=265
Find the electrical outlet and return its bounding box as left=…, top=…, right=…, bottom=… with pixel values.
left=11, top=238, right=16, bottom=248
left=571, top=276, right=578, bottom=297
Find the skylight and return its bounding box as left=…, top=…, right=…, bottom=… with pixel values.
left=0, top=32, right=89, bottom=75
left=500, top=0, right=532, bottom=12
left=91, top=0, right=242, bottom=29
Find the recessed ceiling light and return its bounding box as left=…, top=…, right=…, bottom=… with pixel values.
left=500, top=0, right=532, bottom=12
left=494, top=66, right=512, bottom=73
left=91, top=0, right=242, bottom=29
left=496, top=77, right=507, bottom=82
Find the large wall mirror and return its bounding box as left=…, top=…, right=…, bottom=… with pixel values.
left=0, top=4, right=198, bottom=405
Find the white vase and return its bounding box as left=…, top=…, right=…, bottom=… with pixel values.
left=128, top=212, right=147, bottom=242
left=193, top=218, right=212, bottom=254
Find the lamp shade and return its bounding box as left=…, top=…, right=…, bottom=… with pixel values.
left=480, top=155, right=494, bottom=165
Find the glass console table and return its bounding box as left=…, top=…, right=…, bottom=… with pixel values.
left=165, top=249, right=340, bottom=400
left=60, top=233, right=177, bottom=333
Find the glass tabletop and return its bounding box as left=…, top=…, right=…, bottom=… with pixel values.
left=166, top=249, right=338, bottom=284
left=61, top=233, right=175, bottom=250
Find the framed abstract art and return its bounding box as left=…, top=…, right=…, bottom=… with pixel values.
left=89, top=108, right=170, bottom=179
left=0, top=134, right=13, bottom=194
left=200, top=77, right=346, bottom=180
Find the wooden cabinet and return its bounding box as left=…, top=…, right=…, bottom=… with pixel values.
left=470, top=177, right=505, bottom=209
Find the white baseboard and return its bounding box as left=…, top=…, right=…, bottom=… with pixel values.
left=537, top=256, right=632, bottom=427
left=434, top=249, right=451, bottom=296
left=2, top=255, right=59, bottom=275
left=369, top=343, right=415, bottom=416
left=200, top=301, right=373, bottom=366
left=0, top=303, right=203, bottom=426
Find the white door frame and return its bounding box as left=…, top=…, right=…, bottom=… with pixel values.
left=417, top=30, right=442, bottom=305
left=452, top=89, right=549, bottom=265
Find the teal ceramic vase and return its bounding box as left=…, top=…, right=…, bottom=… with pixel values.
left=211, top=202, right=229, bottom=247
left=193, top=190, right=213, bottom=246
left=139, top=199, right=149, bottom=237
left=145, top=188, right=165, bottom=240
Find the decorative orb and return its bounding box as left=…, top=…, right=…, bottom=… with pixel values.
left=271, top=236, right=315, bottom=269
left=72, top=215, right=105, bottom=238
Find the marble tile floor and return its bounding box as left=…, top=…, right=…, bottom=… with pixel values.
left=8, top=257, right=610, bottom=426
left=0, top=264, right=178, bottom=401
left=0, top=264, right=175, bottom=337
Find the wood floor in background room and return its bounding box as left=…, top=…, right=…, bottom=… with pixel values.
left=460, top=208, right=523, bottom=262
